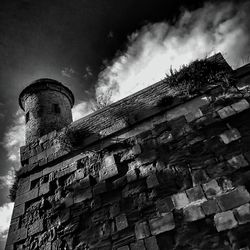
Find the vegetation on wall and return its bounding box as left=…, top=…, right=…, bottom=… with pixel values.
left=163, top=57, right=234, bottom=97
left=9, top=170, right=21, bottom=202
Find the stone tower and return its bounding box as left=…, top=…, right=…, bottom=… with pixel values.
left=19, top=78, right=74, bottom=144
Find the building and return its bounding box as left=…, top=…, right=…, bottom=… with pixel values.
left=5, top=53, right=250, bottom=250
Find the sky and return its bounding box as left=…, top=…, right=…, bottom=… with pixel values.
left=0, top=0, right=250, bottom=248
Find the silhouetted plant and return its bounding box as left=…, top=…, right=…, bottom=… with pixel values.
left=9, top=169, right=21, bottom=202
left=163, top=57, right=234, bottom=97
left=91, top=89, right=113, bottom=111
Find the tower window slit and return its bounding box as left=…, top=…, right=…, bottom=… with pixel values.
left=25, top=112, right=30, bottom=123
left=53, top=103, right=61, bottom=114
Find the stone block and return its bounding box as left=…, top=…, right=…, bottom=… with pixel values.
left=93, top=181, right=107, bottom=195
left=234, top=203, right=250, bottom=225
left=115, top=213, right=128, bottom=231
left=191, top=169, right=209, bottom=186
left=227, top=154, right=248, bottom=169
left=138, top=149, right=157, bottom=165
left=144, top=236, right=159, bottom=250
left=201, top=199, right=221, bottom=215
left=12, top=204, right=25, bottom=219
left=28, top=219, right=44, bottom=236
left=6, top=228, right=27, bottom=244
left=79, top=175, right=94, bottom=189
left=117, top=246, right=129, bottom=250
left=9, top=218, right=20, bottom=233
left=216, top=186, right=250, bottom=211
left=15, top=188, right=39, bottom=205
left=146, top=173, right=159, bottom=189
left=217, top=106, right=236, bottom=119
left=155, top=161, right=165, bottom=171
left=149, top=212, right=175, bottom=235
left=74, top=188, right=92, bottom=204
left=121, top=144, right=141, bottom=162
left=130, top=240, right=146, bottom=250
left=231, top=99, right=249, bottom=112
left=64, top=192, right=74, bottom=208
left=135, top=221, right=150, bottom=240
left=214, top=211, right=238, bottom=232
left=75, top=168, right=85, bottom=180
left=219, top=128, right=241, bottom=144
left=186, top=185, right=206, bottom=202
left=122, top=183, right=146, bottom=198
left=103, top=154, right=116, bottom=166
left=126, top=169, right=138, bottom=183
left=139, top=164, right=156, bottom=178
left=185, top=109, right=203, bottom=123
left=202, top=179, right=221, bottom=198
left=183, top=204, right=205, bottom=222
left=16, top=179, right=31, bottom=196
left=110, top=202, right=120, bottom=218
left=171, top=192, right=189, bottom=209
left=113, top=176, right=127, bottom=189
left=39, top=182, right=50, bottom=196
left=157, top=131, right=174, bottom=144
left=55, top=162, right=77, bottom=179
left=99, top=156, right=118, bottom=181
left=156, top=196, right=174, bottom=213
left=91, top=196, right=102, bottom=211
left=30, top=171, right=43, bottom=181
left=92, top=207, right=109, bottom=224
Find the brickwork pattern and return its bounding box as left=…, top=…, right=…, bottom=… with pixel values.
left=6, top=59, right=250, bottom=250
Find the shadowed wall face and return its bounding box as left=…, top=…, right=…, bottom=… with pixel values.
left=6, top=60, right=250, bottom=250
left=19, top=79, right=74, bottom=144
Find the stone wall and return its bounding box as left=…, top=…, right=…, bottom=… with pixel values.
left=5, top=61, right=250, bottom=250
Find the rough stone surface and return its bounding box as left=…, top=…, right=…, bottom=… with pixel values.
left=227, top=154, right=249, bottom=169
left=201, top=199, right=221, bottom=215
left=149, top=213, right=175, bottom=235
left=171, top=192, right=189, bottom=209
left=99, top=155, right=118, bottom=181
left=115, top=214, right=128, bottom=231
left=130, top=240, right=146, bottom=250
left=219, top=128, right=241, bottom=144
left=216, top=186, right=250, bottom=211
left=144, top=236, right=159, bottom=250
left=7, top=57, right=250, bottom=250
left=234, top=203, right=250, bottom=225
left=186, top=185, right=205, bottom=202
left=135, top=221, right=150, bottom=240
left=214, top=211, right=238, bottom=232
left=155, top=197, right=174, bottom=213
left=202, top=179, right=222, bottom=198
left=183, top=204, right=205, bottom=222
left=231, top=99, right=249, bottom=112
left=217, top=106, right=236, bottom=119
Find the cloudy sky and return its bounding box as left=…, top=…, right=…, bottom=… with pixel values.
left=0, top=0, right=250, bottom=248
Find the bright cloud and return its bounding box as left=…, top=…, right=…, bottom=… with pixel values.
left=96, top=1, right=250, bottom=102
left=0, top=202, right=14, bottom=239
left=0, top=169, right=15, bottom=190
left=72, top=101, right=92, bottom=121
left=3, top=110, right=25, bottom=166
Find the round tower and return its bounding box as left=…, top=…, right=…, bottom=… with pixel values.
left=19, top=78, right=74, bottom=144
